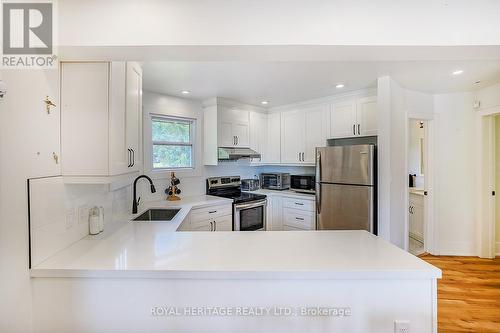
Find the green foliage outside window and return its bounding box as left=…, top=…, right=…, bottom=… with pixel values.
left=152, top=117, right=194, bottom=169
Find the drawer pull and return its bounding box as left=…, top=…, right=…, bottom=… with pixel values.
left=209, top=210, right=217, bottom=214
left=295, top=217, right=304, bottom=221
left=294, top=202, right=304, bottom=206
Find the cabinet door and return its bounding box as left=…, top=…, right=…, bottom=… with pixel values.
left=280, top=110, right=304, bottom=163
left=249, top=111, right=267, bottom=163
left=233, top=122, right=250, bottom=147
left=330, top=100, right=357, bottom=138
left=214, top=215, right=232, bottom=231
left=356, top=96, right=377, bottom=136
left=218, top=120, right=234, bottom=147
left=266, top=113, right=281, bottom=163
left=303, top=104, right=328, bottom=163
left=126, top=62, right=143, bottom=172
left=61, top=62, right=109, bottom=176
left=266, top=196, right=283, bottom=231
left=191, top=222, right=213, bottom=231
left=108, top=62, right=129, bottom=176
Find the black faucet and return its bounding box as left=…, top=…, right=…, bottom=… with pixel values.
left=132, top=175, right=156, bottom=214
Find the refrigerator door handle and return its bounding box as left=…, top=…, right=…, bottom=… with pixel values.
left=316, top=183, right=321, bottom=214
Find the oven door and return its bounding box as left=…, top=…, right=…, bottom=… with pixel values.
left=234, top=200, right=267, bottom=231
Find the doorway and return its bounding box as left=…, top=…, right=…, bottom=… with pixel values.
left=495, top=116, right=500, bottom=257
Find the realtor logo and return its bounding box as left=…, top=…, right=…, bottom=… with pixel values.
left=2, top=2, right=56, bottom=68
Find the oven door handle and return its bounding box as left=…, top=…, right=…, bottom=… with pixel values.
left=234, top=200, right=267, bottom=210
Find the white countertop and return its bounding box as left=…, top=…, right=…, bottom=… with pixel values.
left=30, top=195, right=440, bottom=280
left=244, top=188, right=316, bottom=200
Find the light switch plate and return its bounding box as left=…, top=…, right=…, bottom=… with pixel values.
left=394, top=320, right=410, bottom=333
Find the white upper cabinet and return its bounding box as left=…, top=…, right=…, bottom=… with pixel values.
left=266, top=112, right=281, bottom=163
left=217, top=107, right=249, bottom=148
left=249, top=111, right=267, bottom=164
left=61, top=62, right=142, bottom=182
left=125, top=62, right=143, bottom=171
left=280, top=104, right=328, bottom=164
left=280, top=109, right=305, bottom=163
left=356, top=96, right=378, bottom=136
left=330, top=95, right=377, bottom=138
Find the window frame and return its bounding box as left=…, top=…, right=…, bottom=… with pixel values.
left=150, top=115, right=195, bottom=170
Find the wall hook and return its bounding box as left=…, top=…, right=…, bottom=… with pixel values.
left=44, top=96, right=56, bottom=114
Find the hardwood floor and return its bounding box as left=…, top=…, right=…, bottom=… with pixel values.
left=419, top=255, right=500, bottom=332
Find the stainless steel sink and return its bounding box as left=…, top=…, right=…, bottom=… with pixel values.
left=133, top=208, right=181, bottom=221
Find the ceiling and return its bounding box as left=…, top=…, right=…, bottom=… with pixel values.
left=142, top=60, right=500, bottom=107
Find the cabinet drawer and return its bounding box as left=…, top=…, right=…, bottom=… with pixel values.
left=283, top=225, right=306, bottom=231
left=283, top=208, right=315, bottom=230
left=190, top=204, right=232, bottom=223
left=191, top=214, right=233, bottom=231
left=282, top=197, right=315, bottom=212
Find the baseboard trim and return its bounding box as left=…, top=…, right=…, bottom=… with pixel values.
left=495, top=241, right=500, bottom=257
left=437, top=241, right=476, bottom=256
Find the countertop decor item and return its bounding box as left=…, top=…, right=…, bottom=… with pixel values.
left=166, top=172, right=181, bottom=201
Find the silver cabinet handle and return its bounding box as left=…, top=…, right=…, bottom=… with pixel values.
left=208, top=210, right=217, bottom=214
left=127, top=149, right=132, bottom=167
left=302, top=152, right=305, bottom=161
left=131, top=149, right=135, bottom=167
left=236, top=136, right=238, bottom=145
left=358, top=124, right=361, bottom=135
left=213, top=221, right=217, bottom=231
left=295, top=202, right=304, bottom=206
left=295, top=217, right=304, bottom=221
left=353, top=124, right=356, bottom=135
left=209, top=221, right=213, bottom=231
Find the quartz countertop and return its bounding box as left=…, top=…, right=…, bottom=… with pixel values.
left=30, top=195, right=440, bottom=280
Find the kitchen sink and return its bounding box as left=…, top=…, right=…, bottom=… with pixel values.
left=133, top=209, right=181, bottom=221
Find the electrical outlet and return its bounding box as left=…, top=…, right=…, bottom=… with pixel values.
left=394, top=320, right=410, bottom=333
left=78, top=205, right=89, bottom=225
left=65, top=208, right=76, bottom=229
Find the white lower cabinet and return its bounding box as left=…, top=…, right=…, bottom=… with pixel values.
left=266, top=195, right=316, bottom=231
left=409, top=193, right=424, bottom=242
left=182, top=204, right=233, bottom=232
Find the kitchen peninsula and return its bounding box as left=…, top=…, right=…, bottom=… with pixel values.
left=30, top=195, right=441, bottom=333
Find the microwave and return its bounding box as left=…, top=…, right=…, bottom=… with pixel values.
left=290, top=174, right=316, bottom=194
left=260, top=173, right=290, bottom=190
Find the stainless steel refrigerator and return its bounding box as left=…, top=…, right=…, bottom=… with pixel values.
left=315, top=144, right=376, bottom=233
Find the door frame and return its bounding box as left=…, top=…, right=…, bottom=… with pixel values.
left=405, top=112, right=436, bottom=255
left=475, top=108, right=498, bottom=258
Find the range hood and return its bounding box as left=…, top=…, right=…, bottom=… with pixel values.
left=218, top=147, right=261, bottom=161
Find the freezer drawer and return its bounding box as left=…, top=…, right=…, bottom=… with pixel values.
left=316, top=145, right=374, bottom=185
left=316, top=183, right=373, bottom=232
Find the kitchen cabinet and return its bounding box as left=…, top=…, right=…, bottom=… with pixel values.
left=61, top=62, right=142, bottom=183
left=186, top=203, right=233, bottom=231
left=282, top=196, right=316, bottom=230
left=218, top=107, right=249, bottom=148
left=249, top=111, right=267, bottom=164
left=266, top=195, right=283, bottom=231
left=409, top=193, right=424, bottom=242
left=266, top=112, right=281, bottom=163
left=280, top=104, right=328, bottom=164
left=330, top=95, right=377, bottom=138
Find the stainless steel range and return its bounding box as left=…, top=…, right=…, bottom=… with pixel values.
left=206, top=176, right=267, bottom=231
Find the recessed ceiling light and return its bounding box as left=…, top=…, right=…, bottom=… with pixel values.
left=335, top=83, right=345, bottom=89
left=452, top=70, right=463, bottom=76
left=261, top=101, right=269, bottom=105
left=181, top=90, right=190, bottom=95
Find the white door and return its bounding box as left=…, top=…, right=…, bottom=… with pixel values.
left=61, top=62, right=109, bottom=176
left=303, top=104, right=329, bottom=163
left=356, top=96, right=378, bottom=136
left=249, top=111, right=267, bottom=163
left=214, top=215, right=232, bottom=231
left=266, top=113, right=281, bottom=163
left=126, top=62, right=143, bottom=172
left=330, top=100, right=357, bottom=138
left=281, top=110, right=304, bottom=163
left=233, top=122, right=250, bottom=147
left=109, top=62, right=129, bottom=175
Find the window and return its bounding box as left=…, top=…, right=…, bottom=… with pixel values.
left=151, top=116, right=194, bottom=169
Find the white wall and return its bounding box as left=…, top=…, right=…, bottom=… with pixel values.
left=57, top=0, right=500, bottom=46
left=433, top=93, right=476, bottom=255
